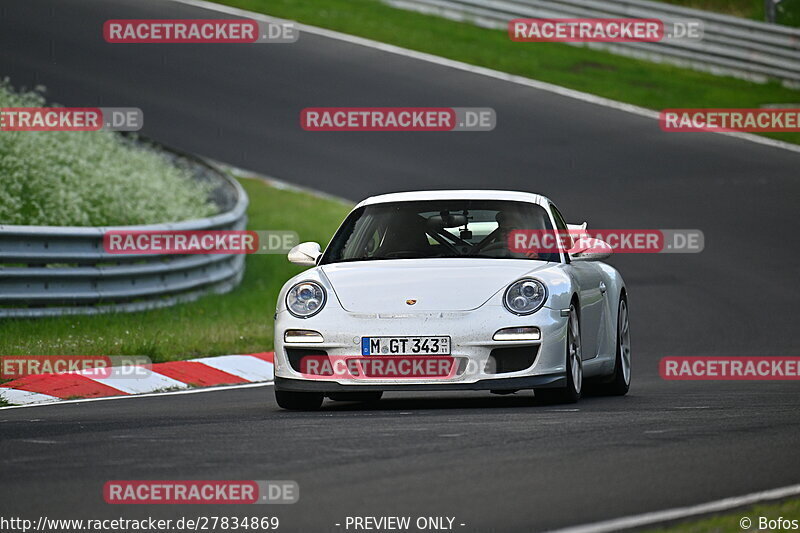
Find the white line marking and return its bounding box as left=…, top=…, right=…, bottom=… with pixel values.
left=219, top=162, right=353, bottom=205
left=0, top=389, right=60, bottom=405
left=76, top=366, right=190, bottom=394
left=169, top=0, right=800, bottom=155
left=0, top=381, right=273, bottom=410
left=546, top=483, right=800, bottom=533
left=191, top=355, right=275, bottom=381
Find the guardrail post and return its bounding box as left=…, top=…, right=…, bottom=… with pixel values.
left=765, top=0, right=778, bottom=23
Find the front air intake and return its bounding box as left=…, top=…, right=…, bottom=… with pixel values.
left=285, top=348, right=328, bottom=373
left=485, top=346, right=539, bottom=374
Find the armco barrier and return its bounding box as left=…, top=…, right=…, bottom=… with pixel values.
left=0, top=151, right=248, bottom=318
left=385, top=0, right=800, bottom=87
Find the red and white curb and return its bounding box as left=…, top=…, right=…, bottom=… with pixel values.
left=0, top=352, right=274, bottom=406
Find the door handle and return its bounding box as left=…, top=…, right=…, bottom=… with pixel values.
left=599, top=282, right=607, bottom=294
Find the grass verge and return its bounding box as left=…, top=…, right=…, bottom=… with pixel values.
left=0, top=176, right=352, bottom=362
left=646, top=497, right=800, bottom=532
left=658, top=0, right=765, bottom=19
left=658, top=0, right=799, bottom=26
left=214, top=0, right=800, bottom=144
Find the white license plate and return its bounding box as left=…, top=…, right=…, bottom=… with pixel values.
left=361, top=336, right=451, bottom=356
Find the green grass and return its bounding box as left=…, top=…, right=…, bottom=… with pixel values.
left=646, top=497, right=800, bottom=532
left=0, top=81, right=216, bottom=226
left=658, top=0, right=800, bottom=26
left=214, top=0, right=800, bottom=144
left=659, top=0, right=763, bottom=19
left=0, top=176, right=352, bottom=362
left=778, top=0, right=800, bottom=25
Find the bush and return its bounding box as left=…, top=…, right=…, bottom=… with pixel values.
left=0, top=80, right=217, bottom=226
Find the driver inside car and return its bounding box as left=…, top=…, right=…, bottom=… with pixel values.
left=475, top=210, right=544, bottom=259
left=375, top=213, right=432, bottom=258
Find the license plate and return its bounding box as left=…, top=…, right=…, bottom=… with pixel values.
left=361, top=336, right=451, bottom=356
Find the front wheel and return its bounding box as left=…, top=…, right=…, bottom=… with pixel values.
left=275, top=389, right=324, bottom=411
left=535, top=305, right=582, bottom=404
left=597, top=297, right=631, bottom=396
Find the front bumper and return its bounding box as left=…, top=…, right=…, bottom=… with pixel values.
left=275, top=373, right=565, bottom=392
left=274, top=303, right=569, bottom=388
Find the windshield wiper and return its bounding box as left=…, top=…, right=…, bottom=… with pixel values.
left=442, top=254, right=550, bottom=261
left=330, top=256, right=403, bottom=263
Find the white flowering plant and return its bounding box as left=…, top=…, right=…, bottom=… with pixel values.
left=0, top=80, right=217, bottom=226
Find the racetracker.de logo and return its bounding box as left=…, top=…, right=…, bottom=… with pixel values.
left=660, top=357, right=800, bottom=380
left=104, top=481, right=298, bottom=504
left=0, top=107, right=142, bottom=131
left=508, top=229, right=704, bottom=254
left=299, top=355, right=457, bottom=379
left=509, top=18, right=703, bottom=42
left=510, top=18, right=663, bottom=42
left=0, top=355, right=149, bottom=379
left=103, top=19, right=297, bottom=43
left=660, top=108, right=800, bottom=132
left=103, top=230, right=298, bottom=255
left=300, top=107, right=496, bottom=131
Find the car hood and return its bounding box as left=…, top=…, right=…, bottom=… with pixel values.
left=321, top=258, right=550, bottom=313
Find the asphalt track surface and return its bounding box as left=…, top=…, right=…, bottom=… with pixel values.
left=1, top=0, right=799, bottom=531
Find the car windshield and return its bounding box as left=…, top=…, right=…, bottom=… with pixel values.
left=321, top=199, right=559, bottom=264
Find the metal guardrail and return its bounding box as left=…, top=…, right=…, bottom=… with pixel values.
left=385, top=0, right=800, bottom=87
left=0, top=151, right=249, bottom=318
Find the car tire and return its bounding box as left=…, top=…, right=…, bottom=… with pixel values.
left=327, top=391, right=383, bottom=403
left=597, top=296, right=631, bottom=396
left=535, top=305, right=582, bottom=404
left=275, top=390, right=324, bottom=411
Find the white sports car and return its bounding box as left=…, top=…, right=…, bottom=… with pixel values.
left=273, top=190, right=631, bottom=410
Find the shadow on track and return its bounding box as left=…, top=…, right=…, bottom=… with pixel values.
left=272, top=389, right=629, bottom=413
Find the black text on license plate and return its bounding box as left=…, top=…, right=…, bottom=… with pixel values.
left=361, top=336, right=451, bottom=355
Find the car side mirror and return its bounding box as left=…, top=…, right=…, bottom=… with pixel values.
left=288, top=242, right=322, bottom=266
left=565, top=222, right=588, bottom=250
left=569, top=238, right=612, bottom=262
left=566, top=222, right=587, bottom=232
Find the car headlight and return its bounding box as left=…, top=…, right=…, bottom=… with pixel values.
left=503, top=278, right=547, bottom=315
left=286, top=281, right=326, bottom=318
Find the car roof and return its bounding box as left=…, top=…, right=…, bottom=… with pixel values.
left=356, top=190, right=551, bottom=208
